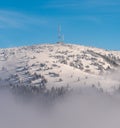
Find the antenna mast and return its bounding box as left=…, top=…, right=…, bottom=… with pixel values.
left=57, top=24, right=64, bottom=44
left=58, top=24, right=61, bottom=42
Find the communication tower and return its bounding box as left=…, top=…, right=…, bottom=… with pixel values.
left=57, top=24, right=64, bottom=44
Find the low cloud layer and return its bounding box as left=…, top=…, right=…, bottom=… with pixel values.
left=0, top=88, right=120, bottom=128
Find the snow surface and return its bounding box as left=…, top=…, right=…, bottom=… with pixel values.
left=0, top=43, right=120, bottom=93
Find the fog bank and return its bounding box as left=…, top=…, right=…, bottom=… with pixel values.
left=0, top=88, right=120, bottom=128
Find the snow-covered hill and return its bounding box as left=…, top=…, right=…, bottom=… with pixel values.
left=0, top=43, right=120, bottom=93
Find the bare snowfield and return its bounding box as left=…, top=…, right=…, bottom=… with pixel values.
left=0, top=43, right=120, bottom=128
left=0, top=43, right=120, bottom=92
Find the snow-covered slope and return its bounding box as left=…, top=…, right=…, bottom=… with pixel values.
left=0, top=43, right=120, bottom=93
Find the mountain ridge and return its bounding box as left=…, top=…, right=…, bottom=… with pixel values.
left=0, top=43, right=120, bottom=93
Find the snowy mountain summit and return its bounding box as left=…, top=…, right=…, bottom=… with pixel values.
left=0, top=43, right=120, bottom=93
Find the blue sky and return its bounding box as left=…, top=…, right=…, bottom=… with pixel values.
left=0, top=0, right=120, bottom=50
